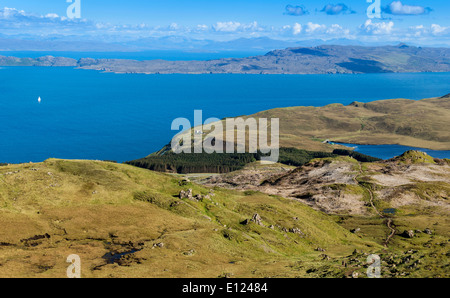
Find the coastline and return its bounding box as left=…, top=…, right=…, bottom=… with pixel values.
left=2, top=44, right=450, bottom=75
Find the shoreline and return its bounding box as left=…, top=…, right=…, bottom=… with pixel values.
left=2, top=44, right=450, bottom=75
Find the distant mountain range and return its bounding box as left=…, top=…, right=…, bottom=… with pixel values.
left=0, top=34, right=419, bottom=52
left=2, top=44, right=449, bottom=75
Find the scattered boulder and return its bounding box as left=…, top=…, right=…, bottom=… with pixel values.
left=170, top=201, right=181, bottom=208
left=401, top=230, right=415, bottom=238
left=152, top=242, right=164, bottom=249
left=251, top=214, right=263, bottom=226
left=183, top=249, right=196, bottom=256
left=4, top=171, right=19, bottom=175
left=179, top=189, right=193, bottom=199
left=351, top=228, right=361, bottom=234
left=424, top=228, right=433, bottom=235
left=241, top=213, right=264, bottom=226
left=289, top=227, right=305, bottom=236
left=194, top=194, right=204, bottom=201
left=179, top=178, right=190, bottom=186
left=402, top=255, right=413, bottom=264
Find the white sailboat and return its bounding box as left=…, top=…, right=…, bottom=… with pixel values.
left=38, top=97, right=41, bottom=103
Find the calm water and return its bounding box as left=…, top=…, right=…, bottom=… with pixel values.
left=336, top=143, right=450, bottom=160
left=0, top=67, right=449, bottom=163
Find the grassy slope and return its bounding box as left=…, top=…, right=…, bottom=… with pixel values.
left=249, top=97, right=450, bottom=151
left=0, top=159, right=379, bottom=278
left=164, top=96, right=450, bottom=156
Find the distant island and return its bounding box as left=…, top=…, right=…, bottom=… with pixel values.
left=1, top=44, right=450, bottom=74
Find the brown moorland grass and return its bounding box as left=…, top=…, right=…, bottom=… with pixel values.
left=185, top=96, right=450, bottom=153
left=0, top=158, right=379, bottom=278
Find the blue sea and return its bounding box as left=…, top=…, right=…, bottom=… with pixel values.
left=336, top=143, right=450, bottom=160
left=0, top=66, right=449, bottom=163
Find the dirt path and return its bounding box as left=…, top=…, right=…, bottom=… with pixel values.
left=355, top=162, right=396, bottom=247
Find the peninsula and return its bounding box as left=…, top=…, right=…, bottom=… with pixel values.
left=1, top=44, right=450, bottom=74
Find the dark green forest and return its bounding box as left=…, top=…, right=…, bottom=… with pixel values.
left=126, top=147, right=380, bottom=174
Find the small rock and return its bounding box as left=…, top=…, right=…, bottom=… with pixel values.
left=152, top=242, right=164, bottom=249
left=424, top=228, right=433, bottom=235
left=242, top=213, right=264, bottom=226
left=251, top=213, right=263, bottom=225
left=183, top=249, right=196, bottom=256
left=401, top=230, right=415, bottom=238
left=179, top=189, right=193, bottom=199
left=289, top=227, right=305, bottom=236
left=351, top=228, right=361, bottom=234
left=179, top=178, right=190, bottom=186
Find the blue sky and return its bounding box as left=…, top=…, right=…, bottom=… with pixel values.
left=0, top=0, right=449, bottom=45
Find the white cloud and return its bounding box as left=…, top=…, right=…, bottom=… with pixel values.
left=285, top=22, right=352, bottom=39
left=383, top=1, right=432, bottom=15
left=408, top=24, right=450, bottom=38
left=305, top=22, right=326, bottom=34
left=0, top=6, right=89, bottom=34
left=293, top=23, right=302, bottom=35
left=196, top=24, right=209, bottom=31
left=326, top=24, right=350, bottom=36
left=169, top=23, right=180, bottom=30
left=212, top=21, right=263, bottom=33
left=361, top=19, right=395, bottom=35
left=284, top=5, right=309, bottom=16
left=1, top=6, right=448, bottom=46
left=321, top=4, right=355, bottom=15
left=431, top=24, right=450, bottom=35
left=213, top=21, right=242, bottom=32
left=0, top=7, right=26, bottom=19
left=44, top=13, right=59, bottom=19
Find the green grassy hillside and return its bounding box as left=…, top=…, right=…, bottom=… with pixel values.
left=250, top=97, right=450, bottom=151
left=0, top=158, right=381, bottom=278
left=1, top=158, right=448, bottom=278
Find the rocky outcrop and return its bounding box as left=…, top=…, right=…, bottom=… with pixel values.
left=241, top=213, right=264, bottom=226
